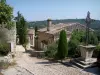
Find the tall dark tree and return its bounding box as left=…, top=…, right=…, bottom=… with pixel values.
left=56, top=30, right=68, bottom=61
left=19, top=17, right=27, bottom=44
left=15, top=11, right=21, bottom=35
left=35, top=26, right=38, bottom=36
left=15, top=12, right=28, bottom=45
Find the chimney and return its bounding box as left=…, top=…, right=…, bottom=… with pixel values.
left=47, top=19, right=52, bottom=31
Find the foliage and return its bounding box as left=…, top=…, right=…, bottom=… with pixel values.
left=88, top=32, right=98, bottom=45
left=0, top=0, right=14, bottom=29
left=19, top=17, right=28, bottom=44
left=95, top=30, right=100, bottom=41
left=71, top=30, right=85, bottom=42
left=15, top=11, right=28, bottom=45
left=68, top=30, right=84, bottom=57
left=35, top=26, right=38, bottom=36
left=68, top=39, right=80, bottom=57
left=96, top=44, right=100, bottom=51
left=81, top=32, right=99, bottom=45
left=0, top=43, right=10, bottom=56
left=44, top=42, right=57, bottom=58
left=68, top=30, right=98, bottom=57
left=15, top=11, right=21, bottom=35
left=56, top=30, right=68, bottom=60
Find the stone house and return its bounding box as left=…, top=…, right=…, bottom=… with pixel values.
left=35, top=19, right=94, bottom=50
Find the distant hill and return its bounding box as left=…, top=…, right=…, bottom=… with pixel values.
left=28, top=19, right=100, bottom=30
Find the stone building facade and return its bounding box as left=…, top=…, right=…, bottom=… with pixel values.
left=35, top=19, right=94, bottom=50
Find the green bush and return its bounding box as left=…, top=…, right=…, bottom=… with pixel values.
left=96, top=44, right=100, bottom=51
left=0, top=43, right=10, bottom=56
left=68, top=39, right=80, bottom=57
left=68, top=30, right=84, bottom=57
left=44, top=42, right=57, bottom=58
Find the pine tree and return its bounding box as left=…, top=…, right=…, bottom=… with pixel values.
left=57, top=30, right=68, bottom=61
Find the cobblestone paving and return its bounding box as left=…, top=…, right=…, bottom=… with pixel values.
left=1, top=51, right=95, bottom=75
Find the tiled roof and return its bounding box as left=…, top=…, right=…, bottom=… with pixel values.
left=38, top=22, right=94, bottom=35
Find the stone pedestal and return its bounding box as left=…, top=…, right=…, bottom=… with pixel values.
left=79, top=45, right=96, bottom=62
left=71, top=45, right=96, bottom=68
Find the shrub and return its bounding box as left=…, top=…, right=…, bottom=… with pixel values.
left=96, top=44, right=100, bottom=51
left=44, top=42, right=57, bottom=58
left=0, top=43, right=10, bottom=56
left=68, top=39, right=80, bottom=57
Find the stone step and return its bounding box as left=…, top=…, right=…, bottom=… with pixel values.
left=74, top=58, right=86, bottom=65
left=71, top=60, right=93, bottom=69
left=74, top=58, right=97, bottom=65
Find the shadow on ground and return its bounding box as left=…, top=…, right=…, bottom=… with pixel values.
left=35, top=60, right=73, bottom=67
left=84, top=67, right=100, bottom=75
left=23, top=50, right=35, bottom=57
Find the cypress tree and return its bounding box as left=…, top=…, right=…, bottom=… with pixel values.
left=35, top=26, right=38, bottom=36
left=19, top=17, right=27, bottom=44
left=57, top=30, right=68, bottom=60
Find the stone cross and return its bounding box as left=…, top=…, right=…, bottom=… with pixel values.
left=85, top=11, right=91, bottom=45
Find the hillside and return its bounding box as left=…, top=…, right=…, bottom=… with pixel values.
left=28, top=19, right=100, bottom=30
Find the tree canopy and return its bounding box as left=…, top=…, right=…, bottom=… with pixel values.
left=0, top=0, right=13, bottom=23
left=0, top=0, right=14, bottom=29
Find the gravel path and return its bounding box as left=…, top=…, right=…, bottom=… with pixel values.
left=1, top=51, right=95, bottom=75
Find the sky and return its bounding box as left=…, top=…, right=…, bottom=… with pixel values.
left=7, top=0, right=100, bottom=21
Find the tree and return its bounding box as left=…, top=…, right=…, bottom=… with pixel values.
left=15, top=11, right=28, bottom=45
left=56, top=30, right=68, bottom=60
left=19, top=17, right=28, bottom=44
left=35, top=26, right=38, bottom=36
left=0, top=0, right=13, bottom=29
left=15, top=11, right=22, bottom=35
